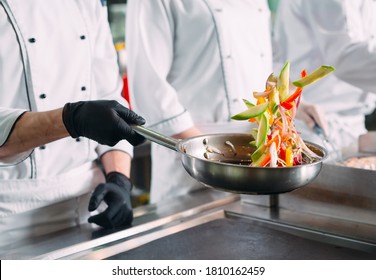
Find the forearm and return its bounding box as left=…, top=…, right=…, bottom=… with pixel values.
left=172, top=126, right=202, bottom=139
left=0, top=108, right=68, bottom=159
left=100, top=150, right=132, bottom=177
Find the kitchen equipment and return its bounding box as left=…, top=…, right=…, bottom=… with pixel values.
left=23, top=188, right=376, bottom=260
left=108, top=216, right=376, bottom=260
left=133, top=125, right=327, bottom=195
left=9, top=184, right=376, bottom=260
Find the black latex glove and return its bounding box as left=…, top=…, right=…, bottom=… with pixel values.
left=62, top=100, right=146, bottom=146
left=88, top=172, right=133, bottom=229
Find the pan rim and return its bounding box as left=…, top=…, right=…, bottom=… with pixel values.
left=177, top=133, right=328, bottom=169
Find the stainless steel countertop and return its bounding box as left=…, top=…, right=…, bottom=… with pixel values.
left=0, top=189, right=234, bottom=259
left=2, top=181, right=376, bottom=260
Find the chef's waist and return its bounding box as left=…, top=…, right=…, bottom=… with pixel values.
left=0, top=161, right=104, bottom=218
left=196, top=121, right=256, bottom=134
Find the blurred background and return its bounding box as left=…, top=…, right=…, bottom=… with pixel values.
left=104, top=0, right=376, bottom=207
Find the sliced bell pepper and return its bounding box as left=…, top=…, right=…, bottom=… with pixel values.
left=231, top=63, right=335, bottom=167
left=285, top=146, right=294, bottom=167
left=280, top=87, right=302, bottom=109
left=280, top=69, right=307, bottom=109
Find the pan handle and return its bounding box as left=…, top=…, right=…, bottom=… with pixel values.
left=132, top=125, right=179, bottom=151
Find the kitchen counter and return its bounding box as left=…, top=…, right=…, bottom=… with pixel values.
left=0, top=189, right=235, bottom=259
left=2, top=167, right=376, bottom=260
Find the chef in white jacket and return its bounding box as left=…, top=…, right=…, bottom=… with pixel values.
left=127, top=0, right=273, bottom=203
left=126, top=0, right=326, bottom=203
left=0, top=0, right=145, bottom=250
left=273, top=0, right=376, bottom=156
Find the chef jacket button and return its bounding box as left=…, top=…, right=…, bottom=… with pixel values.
left=76, top=137, right=81, bottom=142
left=39, top=145, right=46, bottom=150
left=80, top=35, right=86, bottom=40
left=81, top=86, right=86, bottom=91
left=28, top=38, right=36, bottom=43
left=258, top=8, right=263, bottom=12
left=39, top=93, right=47, bottom=99
left=215, top=8, right=223, bottom=12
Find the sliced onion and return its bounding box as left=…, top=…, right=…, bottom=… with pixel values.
left=269, top=142, right=278, bottom=167
left=253, top=88, right=272, bottom=98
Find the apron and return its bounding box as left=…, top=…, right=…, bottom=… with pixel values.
left=0, top=162, right=104, bottom=250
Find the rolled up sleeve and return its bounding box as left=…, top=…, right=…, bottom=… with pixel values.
left=0, top=108, right=32, bottom=165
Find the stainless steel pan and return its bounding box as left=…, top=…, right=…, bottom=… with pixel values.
left=133, top=126, right=327, bottom=194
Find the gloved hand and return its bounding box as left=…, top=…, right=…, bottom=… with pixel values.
left=62, top=100, right=146, bottom=146
left=88, top=172, right=133, bottom=229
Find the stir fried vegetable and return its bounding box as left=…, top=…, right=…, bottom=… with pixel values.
left=231, top=62, right=335, bottom=167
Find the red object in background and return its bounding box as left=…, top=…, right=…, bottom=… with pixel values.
left=122, top=74, right=131, bottom=109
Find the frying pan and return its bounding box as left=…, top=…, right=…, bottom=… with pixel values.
left=133, top=126, right=327, bottom=194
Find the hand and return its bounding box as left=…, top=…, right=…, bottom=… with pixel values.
left=88, top=172, right=133, bottom=229
left=296, top=102, right=329, bottom=136
left=62, top=100, right=146, bottom=146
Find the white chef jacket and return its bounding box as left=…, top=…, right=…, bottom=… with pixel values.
left=273, top=0, right=376, bottom=154
left=127, top=0, right=272, bottom=203
left=0, top=0, right=133, bottom=247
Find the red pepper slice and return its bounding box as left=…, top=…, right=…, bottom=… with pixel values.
left=280, top=69, right=307, bottom=110
left=281, top=87, right=302, bottom=109
left=280, top=100, right=294, bottom=110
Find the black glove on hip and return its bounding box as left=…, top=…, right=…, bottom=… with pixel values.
left=88, top=172, right=133, bottom=229
left=62, top=100, right=146, bottom=146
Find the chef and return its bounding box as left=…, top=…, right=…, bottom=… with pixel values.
left=0, top=0, right=145, bottom=249
left=273, top=0, right=376, bottom=157
left=126, top=0, right=327, bottom=203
